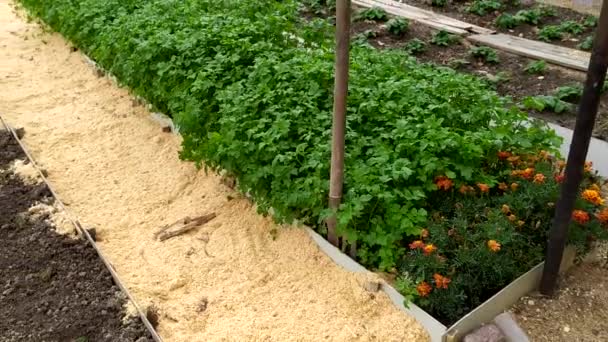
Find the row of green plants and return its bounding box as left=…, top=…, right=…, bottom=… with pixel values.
left=21, top=0, right=604, bottom=324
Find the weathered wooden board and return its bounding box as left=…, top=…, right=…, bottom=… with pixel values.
left=352, top=0, right=494, bottom=35
left=469, top=33, right=590, bottom=71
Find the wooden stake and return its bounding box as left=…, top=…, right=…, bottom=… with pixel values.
left=540, top=0, right=608, bottom=296
left=157, top=213, right=217, bottom=242
left=327, top=0, right=351, bottom=247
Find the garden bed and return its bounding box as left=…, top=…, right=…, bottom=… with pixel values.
left=17, top=0, right=608, bottom=332
left=0, top=130, right=153, bottom=342
left=399, top=0, right=597, bottom=51
left=323, top=3, right=608, bottom=139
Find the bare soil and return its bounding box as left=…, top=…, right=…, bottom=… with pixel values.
left=401, top=0, right=595, bottom=50
left=0, top=130, right=153, bottom=342
left=511, top=262, right=608, bottom=342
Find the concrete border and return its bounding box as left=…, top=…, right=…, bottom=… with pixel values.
left=549, top=122, right=608, bottom=177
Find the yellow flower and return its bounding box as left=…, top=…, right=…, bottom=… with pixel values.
left=508, top=214, right=517, bottom=222
left=487, top=240, right=501, bottom=252
left=501, top=204, right=510, bottom=214
left=517, top=220, right=525, bottom=227
left=533, top=173, right=546, bottom=184
left=582, top=189, right=605, bottom=206
left=511, top=183, right=519, bottom=191
left=423, top=244, right=437, bottom=255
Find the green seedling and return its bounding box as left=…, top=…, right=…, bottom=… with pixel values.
left=466, top=0, right=502, bottom=16
left=386, top=18, right=409, bottom=36
left=356, top=7, right=388, bottom=21
left=578, top=36, right=594, bottom=51
left=470, top=46, right=499, bottom=64
left=538, top=25, right=563, bottom=42
left=431, top=30, right=459, bottom=46
left=524, top=60, right=547, bottom=75
left=404, top=38, right=426, bottom=55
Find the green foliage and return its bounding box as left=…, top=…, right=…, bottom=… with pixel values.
left=538, top=25, right=564, bottom=42
left=524, top=60, right=547, bottom=75
left=431, top=0, right=448, bottom=7
left=356, top=7, right=388, bottom=21
left=514, top=9, right=541, bottom=25
left=554, top=84, right=583, bottom=103
left=579, top=35, right=594, bottom=51
left=584, top=15, right=598, bottom=27
left=431, top=30, right=459, bottom=46
left=466, top=0, right=502, bottom=16
left=469, top=46, right=499, bottom=64
left=404, top=38, right=426, bottom=55
left=560, top=20, right=585, bottom=34
left=522, top=96, right=572, bottom=113
left=386, top=18, right=410, bottom=36
left=448, top=58, right=471, bottom=69
left=401, top=156, right=606, bottom=324
left=495, top=14, right=519, bottom=29
left=19, top=0, right=563, bottom=305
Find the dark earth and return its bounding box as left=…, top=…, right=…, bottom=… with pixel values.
left=0, top=130, right=154, bottom=342
left=301, top=3, right=608, bottom=140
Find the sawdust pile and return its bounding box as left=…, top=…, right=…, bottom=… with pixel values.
left=0, top=1, right=429, bottom=341
left=10, top=159, right=40, bottom=185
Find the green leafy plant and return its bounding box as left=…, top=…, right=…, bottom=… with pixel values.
left=514, top=9, right=541, bottom=25
left=495, top=14, right=520, bottom=29
left=448, top=58, right=470, bottom=69
left=356, top=7, right=388, bottom=21
left=466, top=0, right=502, bottom=16
left=469, top=46, right=499, bottom=64
left=537, top=5, right=557, bottom=17
left=560, top=20, right=585, bottom=35
left=579, top=35, right=594, bottom=51
left=432, top=0, right=448, bottom=7
left=538, top=25, right=563, bottom=42
left=522, top=96, right=572, bottom=113
left=584, top=15, right=598, bottom=27
left=524, top=60, right=547, bottom=75
left=404, top=38, right=426, bottom=55
left=386, top=18, right=410, bottom=36
left=554, top=84, right=583, bottom=103
left=431, top=30, right=459, bottom=46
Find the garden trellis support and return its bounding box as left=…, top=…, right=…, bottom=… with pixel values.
left=540, top=0, right=608, bottom=295
left=327, top=0, right=351, bottom=251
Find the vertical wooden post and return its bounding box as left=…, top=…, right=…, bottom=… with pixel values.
left=540, top=0, right=608, bottom=296
left=327, top=0, right=351, bottom=247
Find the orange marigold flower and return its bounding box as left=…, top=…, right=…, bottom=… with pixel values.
left=582, top=189, right=605, bottom=206
left=487, top=240, right=501, bottom=252
left=557, top=160, right=566, bottom=170
left=420, top=229, right=429, bottom=239
left=417, top=281, right=432, bottom=297
left=517, top=220, right=525, bottom=227
left=423, top=244, right=437, bottom=255
left=554, top=173, right=565, bottom=183
left=435, top=176, right=453, bottom=191
left=521, top=168, right=535, bottom=180
left=409, top=240, right=425, bottom=250
left=477, top=183, right=490, bottom=193
left=511, top=183, right=519, bottom=191
left=533, top=173, right=546, bottom=184
left=507, top=156, right=520, bottom=164
left=459, top=185, right=475, bottom=195
left=511, top=170, right=521, bottom=177
left=508, top=214, right=517, bottom=222
left=498, top=182, right=508, bottom=191
left=433, top=273, right=451, bottom=289
left=501, top=204, right=510, bottom=214
left=497, top=151, right=512, bottom=160
left=572, top=210, right=590, bottom=225
left=585, top=161, right=593, bottom=173
left=596, top=208, right=608, bottom=225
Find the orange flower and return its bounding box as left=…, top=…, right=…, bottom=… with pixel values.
left=409, top=240, right=425, bottom=250
left=572, top=210, right=590, bottom=225
left=596, top=208, right=608, bottom=225
left=511, top=170, right=521, bottom=177
left=511, top=183, right=519, bottom=191
left=497, top=151, right=512, bottom=160
left=508, top=214, right=517, bottom=222
left=477, top=183, right=490, bottom=193
left=417, top=281, right=432, bottom=297
left=435, top=176, right=453, bottom=191
left=533, top=173, right=546, bottom=184
left=539, top=150, right=550, bottom=160
left=521, top=168, right=535, bottom=180
left=557, top=160, right=566, bottom=170
left=507, top=155, right=520, bottom=164
left=585, top=161, right=593, bottom=173
left=501, top=204, right=510, bottom=214
left=517, top=220, right=525, bottom=227
left=459, top=185, right=475, bottom=195
left=487, top=240, right=501, bottom=252
left=554, top=173, right=565, bottom=183
left=582, top=189, right=605, bottom=206
left=420, top=229, right=429, bottom=239
left=423, top=244, right=437, bottom=255
left=498, top=182, right=508, bottom=191
left=433, top=273, right=451, bottom=289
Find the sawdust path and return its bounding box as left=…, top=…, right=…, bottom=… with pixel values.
left=0, top=1, right=428, bottom=341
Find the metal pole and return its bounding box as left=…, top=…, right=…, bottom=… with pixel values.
left=540, top=0, right=608, bottom=296
left=327, top=0, right=351, bottom=247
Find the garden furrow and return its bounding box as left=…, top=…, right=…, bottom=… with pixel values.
left=0, top=1, right=429, bottom=341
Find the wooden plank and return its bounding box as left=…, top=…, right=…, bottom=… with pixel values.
left=353, top=0, right=494, bottom=35
left=469, top=33, right=590, bottom=72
